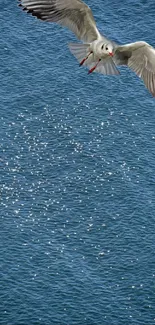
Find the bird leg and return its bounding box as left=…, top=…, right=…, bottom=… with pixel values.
left=79, top=51, right=93, bottom=66
left=88, top=59, right=101, bottom=74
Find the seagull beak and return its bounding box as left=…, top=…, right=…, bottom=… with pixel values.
left=109, top=52, right=114, bottom=57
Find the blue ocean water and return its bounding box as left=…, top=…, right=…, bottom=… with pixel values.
left=0, top=0, right=155, bottom=324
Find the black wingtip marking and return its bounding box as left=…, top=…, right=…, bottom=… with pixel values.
left=18, top=2, right=62, bottom=21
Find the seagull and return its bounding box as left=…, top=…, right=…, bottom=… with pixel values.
left=19, top=0, right=155, bottom=96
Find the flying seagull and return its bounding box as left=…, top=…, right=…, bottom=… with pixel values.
left=19, top=0, right=155, bottom=96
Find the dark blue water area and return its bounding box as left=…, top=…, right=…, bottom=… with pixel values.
left=0, top=0, right=155, bottom=324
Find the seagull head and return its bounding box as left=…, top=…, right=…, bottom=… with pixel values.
left=101, top=43, right=114, bottom=57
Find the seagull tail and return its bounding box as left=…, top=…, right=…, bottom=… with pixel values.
left=68, top=43, right=92, bottom=66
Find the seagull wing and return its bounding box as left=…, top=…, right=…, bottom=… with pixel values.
left=116, top=41, right=155, bottom=96
left=19, top=0, right=101, bottom=42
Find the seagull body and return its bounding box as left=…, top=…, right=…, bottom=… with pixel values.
left=19, top=0, right=155, bottom=96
